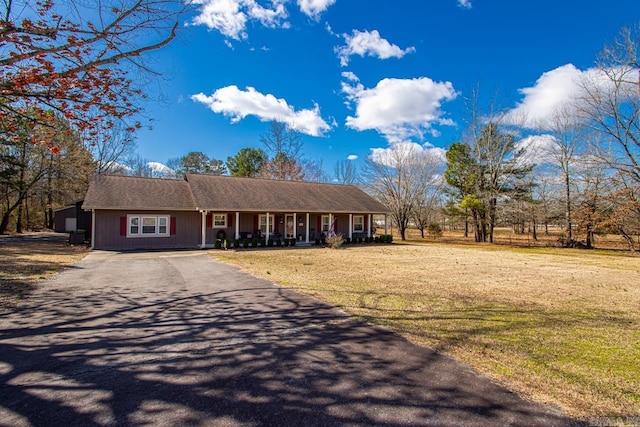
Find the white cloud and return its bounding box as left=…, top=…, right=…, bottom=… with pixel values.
left=506, top=63, right=631, bottom=130
left=191, top=0, right=288, bottom=40
left=457, top=0, right=472, bottom=9
left=342, top=76, right=457, bottom=143
left=341, top=71, right=359, bottom=82
left=191, top=85, right=331, bottom=136
left=347, top=154, right=358, bottom=160
left=369, top=141, right=446, bottom=167
left=506, top=64, right=585, bottom=128
left=515, top=134, right=558, bottom=166
left=336, top=30, right=416, bottom=67
left=297, top=0, right=336, bottom=20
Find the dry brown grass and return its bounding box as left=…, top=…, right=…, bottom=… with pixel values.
left=212, top=241, right=640, bottom=421
left=0, top=235, right=89, bottom=308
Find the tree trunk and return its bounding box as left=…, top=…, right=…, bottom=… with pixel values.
left=16, top=198, right=24, bottom=233
left=564, top=170, right=572, bottom=241
left=488, top=197, right=496, bottom=243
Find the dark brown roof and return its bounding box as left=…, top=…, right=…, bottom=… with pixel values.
left=83, top=173, right=388, bottom=214
left=82, top=175, right=197, bottom=211
left=186, top=174, right=388, bottom=213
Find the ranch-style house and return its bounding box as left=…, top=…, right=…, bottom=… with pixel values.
left=82, top=174, right=389, bottom=250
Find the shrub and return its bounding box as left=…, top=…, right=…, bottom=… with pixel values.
left=284, top=238, right=290, bottom=247
left=387, top=234, right=393, bottom=243
left=224, top=239, right=231, bottom=249
left=276, top=239, right=282, bottom=247
left=214, top=239, right=222, bottom=249
left=290, top=238, right=296, bottom=247
left=243, top=239, right=250, bottom=248
left=427, top=223, right=443, bottom=239
left=325, top=234, right=344, bottom=249
left=234, top=239, right=240, bottom=249
left=252, top=238, right=258, bottom=247
left=314, top=238, right=320, bottom=246
left=268, top=238, right=274, bottom=247
left=374, top=236, right=380, bottom=243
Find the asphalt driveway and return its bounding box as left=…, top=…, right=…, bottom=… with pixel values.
left=0, top=250, right=580, bottom=426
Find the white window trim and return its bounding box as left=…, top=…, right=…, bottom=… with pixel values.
left=321, top=215, right=330, bottom=233
left=212, top=213, right=227, bottom=228
left=127, top=215, right=170, bottom=238
left=353, top=215, right=364, bottom=233
left=259, top=214, right=275, bottom=233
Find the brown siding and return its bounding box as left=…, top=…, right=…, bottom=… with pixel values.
left=93, top=210, right=201, bottom=250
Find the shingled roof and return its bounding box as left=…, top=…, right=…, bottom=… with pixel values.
left=83, top=174, right=388, bottom=214
left=185, top=174, right=388, bottom=213
left=83, top=175, right=197, bottom=210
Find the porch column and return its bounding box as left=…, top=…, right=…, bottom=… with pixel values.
left=235, top=212, right=240, bottom=240
left=305, top=213, right=310, bottom=243
left=368, top=214, right=372, bottom=238
left=90, top=210, right=96, bottom=250
left=265, top=212, right=270, bottom=241
left=329, top=213, right=333, bottom=235
left=384, top=214, right=388, bottom=234
left=349, top=214, right=353, bottom=240
left=293, top=212, right=297, bottom=241
left=200, top=210, right=207, bottom=249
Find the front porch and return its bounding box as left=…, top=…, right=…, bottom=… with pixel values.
left=199, top=211, right=386, bottom=248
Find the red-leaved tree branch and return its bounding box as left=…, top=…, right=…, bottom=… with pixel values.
left=0, top=0, right=190, bottom=143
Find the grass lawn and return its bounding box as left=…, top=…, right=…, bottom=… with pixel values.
left=212, top=241, right=640, bottom=421
left=0, top=235, right=89, bottom=309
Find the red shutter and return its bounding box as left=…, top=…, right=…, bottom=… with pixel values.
left=253, top=215, right=259, bottom=233
left=206, top=213, right=212, bottom=228
left=170, top=217, right=177, bottom=235
left=120, top=217, right=127, bottom=236
left=317, top=216, right=321, bottom=233
left=228, top=213, right=233, bottom=228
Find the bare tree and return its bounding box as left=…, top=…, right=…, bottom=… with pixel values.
left=579, top=24, right=640, bottom=183
left=542, top=107, right=588, bottom=242
left=334, top=159, right=358, bottom=184
left=88, top=122, right=137, bottom=174
left=260, top=121, right=306, bottom=180
left=362, top=143, right=441, bottom=240
left=412, top=177, right=445, bottom=238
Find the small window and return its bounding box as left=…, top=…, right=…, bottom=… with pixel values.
left=353, top=215, right=364, bottom=232
left=213, top=214, right=227, bottom=228
left=321, top=215, right=330, bottom=233
left=129, top=217, right=139, bottom=235
left=259, top=214, right=274, bottom=233
left=158, top=217, right=168, bottom=234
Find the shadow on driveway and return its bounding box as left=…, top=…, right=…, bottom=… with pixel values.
left=0, top=251, right=581, bottom=426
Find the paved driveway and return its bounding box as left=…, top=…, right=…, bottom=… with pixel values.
left=0, top=250, right=580, bottom=426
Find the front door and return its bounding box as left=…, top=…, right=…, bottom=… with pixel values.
left=285, top=214, right=294, bottom=239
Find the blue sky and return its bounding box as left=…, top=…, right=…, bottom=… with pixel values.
left=135, top=0, right=639, bottom=176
